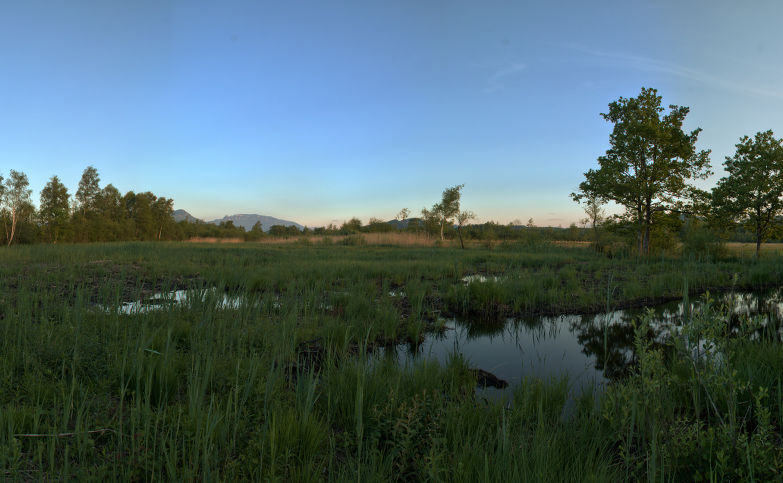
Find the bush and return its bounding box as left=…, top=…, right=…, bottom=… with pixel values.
left=681, top=222, right=726, bottom=260
left=340, top=235, right=365, bottom=246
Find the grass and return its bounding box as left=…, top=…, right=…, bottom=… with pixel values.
left=0, top=241, right=781, bottom=480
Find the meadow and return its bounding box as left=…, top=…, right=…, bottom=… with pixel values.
left=1, top=240, right=782, bottom=480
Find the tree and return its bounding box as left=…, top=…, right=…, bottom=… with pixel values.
left=456, top=210, right=476, bottom=249
left=424, top=184, right=464, bottom=241
left=577, top=192, right=606, bottom=245
left=76, top=166, right=101, bottom=214
left=39, top=175, right=71, bottom=243
left=572, top=87, right=711, bottom=255
left=396, top=208, right=410, bottom=223
left=340, top=217, right=362, bottom=234
left=711, top=130, right=783, bottom=256
left=3, top=170, right=32, bottom=245
left=124, top=191, right=158, bottom=240
left=151, top=197, right=174, bottom=240
left=269, top=224, right=295, bottom=237
left=367, top=217, right=393, bottom=233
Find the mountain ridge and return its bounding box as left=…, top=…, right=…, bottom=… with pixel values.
left=172, top=210, right=303, bottom=232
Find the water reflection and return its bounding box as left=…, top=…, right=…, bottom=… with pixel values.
left=104, top=288, right=252, bottom=314
left=398, top=289, right=783, bottom=399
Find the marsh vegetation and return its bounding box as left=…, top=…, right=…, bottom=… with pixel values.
left=1, top=241, right=782, bottom=480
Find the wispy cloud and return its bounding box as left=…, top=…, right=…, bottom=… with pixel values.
left=563, top=42, right=783, bottom=101
left=484, top=61, right=526, bottom=93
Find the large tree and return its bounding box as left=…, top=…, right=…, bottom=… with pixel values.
left=572, top=87, right=711, bottom=255
left=151, top=196, right=174, bottom=240
left=711, top=130, right=783, bottom=256
left=39, top=175, right=71, bottom=243
left=75, top=166, right=101, bottom=214
left=3, top=170, right=33, bottom=246
left=423, top=184, right=464, bottom=241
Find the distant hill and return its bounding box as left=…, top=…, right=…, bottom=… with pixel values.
left=208, top=214, right=303, bottom=232
left=172, top=210, right=303, bottom=232
left=173, top=209, right=201, bottom=223
left=386, top=218, right=423, bottom=229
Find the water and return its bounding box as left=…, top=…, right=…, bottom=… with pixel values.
left=395, top=289, right=783, bottom=400
left=395, top=315, right=608, bottom=400
left=106, top=286, right=783, bottom=399
left=104, top=288, right=255, bottom=314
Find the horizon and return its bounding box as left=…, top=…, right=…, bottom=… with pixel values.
left=3, top=1, right=782, bottom=227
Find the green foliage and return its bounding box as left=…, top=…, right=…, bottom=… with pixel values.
left=39, top=176, right=71, bottom=243
left=369, top=389, right=445, bottom=479
left=602, top=299, right=783, bottom=480
left=573, top=87, right=712, bottom=255
left=2, top=169, right=33, bottom=245
left=75, top=166, right=101, bottom=214
left=339, top=217, right=362, bottom=234
left=423, top=184, right=465, bottom=241
left=1, top=243, right=782, bottom=479
left=711, top=130, right=783, bottom=255
left=680, top=218, right=726, bottom=260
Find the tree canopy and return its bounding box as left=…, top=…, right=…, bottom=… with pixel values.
left=3, top=170, right=32, bottom=246
left=711, top=130, right=783, bottom=255
left=39, top=176, right=71, bottom=243
left=423, top=184, right=465, bottom=241
left=572, top=87, right=711, bottom=255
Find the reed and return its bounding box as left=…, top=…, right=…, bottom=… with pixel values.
left=1, top=242, right=781, bottom=480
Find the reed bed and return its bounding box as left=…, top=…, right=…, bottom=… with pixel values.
left=0, top=242, right=781, bottom=480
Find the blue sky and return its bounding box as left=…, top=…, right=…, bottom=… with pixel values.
left=2, top=1, right=781, bottom=227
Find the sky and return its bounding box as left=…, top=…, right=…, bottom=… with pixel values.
left=2, top=1, right=782, bottom=227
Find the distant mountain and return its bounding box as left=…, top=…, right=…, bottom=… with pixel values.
left=172, top=210, right=303, bottom=232
left=173, top=209, right=201, bottom=223
left=208, top=214, right=304, bottom=232
left=386, top=218, right=423, bottom=229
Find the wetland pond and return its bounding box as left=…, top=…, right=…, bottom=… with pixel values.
left=108, top=286, right=783, bottom=401
left=393, top=288, right=783, bottom=401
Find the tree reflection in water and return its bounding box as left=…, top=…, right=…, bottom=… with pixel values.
left=396, top=289, right=783, bottom=394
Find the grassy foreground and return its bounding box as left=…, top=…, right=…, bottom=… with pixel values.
left=1, top=242, right=782, bottom=480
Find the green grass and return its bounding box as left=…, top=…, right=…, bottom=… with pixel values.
left=0, top=241, right=781, bottom=480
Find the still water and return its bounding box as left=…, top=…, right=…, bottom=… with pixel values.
left=107, top=286, right=783, bottom=400
left=394, top=289, right=783, bottom=400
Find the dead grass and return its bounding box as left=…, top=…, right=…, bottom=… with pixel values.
left=185, top=237, right=245, bottom=244
left=552, top=240, right=591, bottom=248
left=725, top=242, right=783, bottom=256
left=359, top=232, right=444, bottom=246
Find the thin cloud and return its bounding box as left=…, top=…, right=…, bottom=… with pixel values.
left=485, top=61, right=526, bottom=93
left=563, top=42, right=783, bottom=101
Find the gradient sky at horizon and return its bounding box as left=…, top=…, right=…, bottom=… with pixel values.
left=2, top=1, right=781, bottom=227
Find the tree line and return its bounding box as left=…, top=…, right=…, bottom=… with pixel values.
left=6, top=86, right=781, bottom=253
left=0, top=166, right=575, bottom=246
left=572, top=86, right=783, bottom=256
left=1, top=166, right=179, bottom=244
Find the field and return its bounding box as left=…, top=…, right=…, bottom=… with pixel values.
left=1, top=241, right=782, bottom=480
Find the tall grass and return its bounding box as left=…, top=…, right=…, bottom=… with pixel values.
left=1, top=242, right=781, bottom=479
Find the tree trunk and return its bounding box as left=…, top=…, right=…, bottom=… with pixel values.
left=7, top=207, right=16, bottom=246
left=458, top=226, right=464, bottom=249
left=637, top=206, right=644, bottom=255
left=643, top=198, right=652, bottom=256
left=439, top=221, right=445, bottom=241
left=756, top=223, right=762, bottom=257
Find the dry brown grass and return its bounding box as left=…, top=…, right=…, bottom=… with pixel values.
left=185, top=232, right=457, bottom=247
left=725, top=242, right=783, bottom=256
left=359, top=232, right=444, bottom=246
left=552, top=240, right=591, bottom=248
left=185, top=237, right=245, bottom=244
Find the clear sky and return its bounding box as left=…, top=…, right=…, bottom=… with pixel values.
left=2, top=1, right=781, bottom=227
